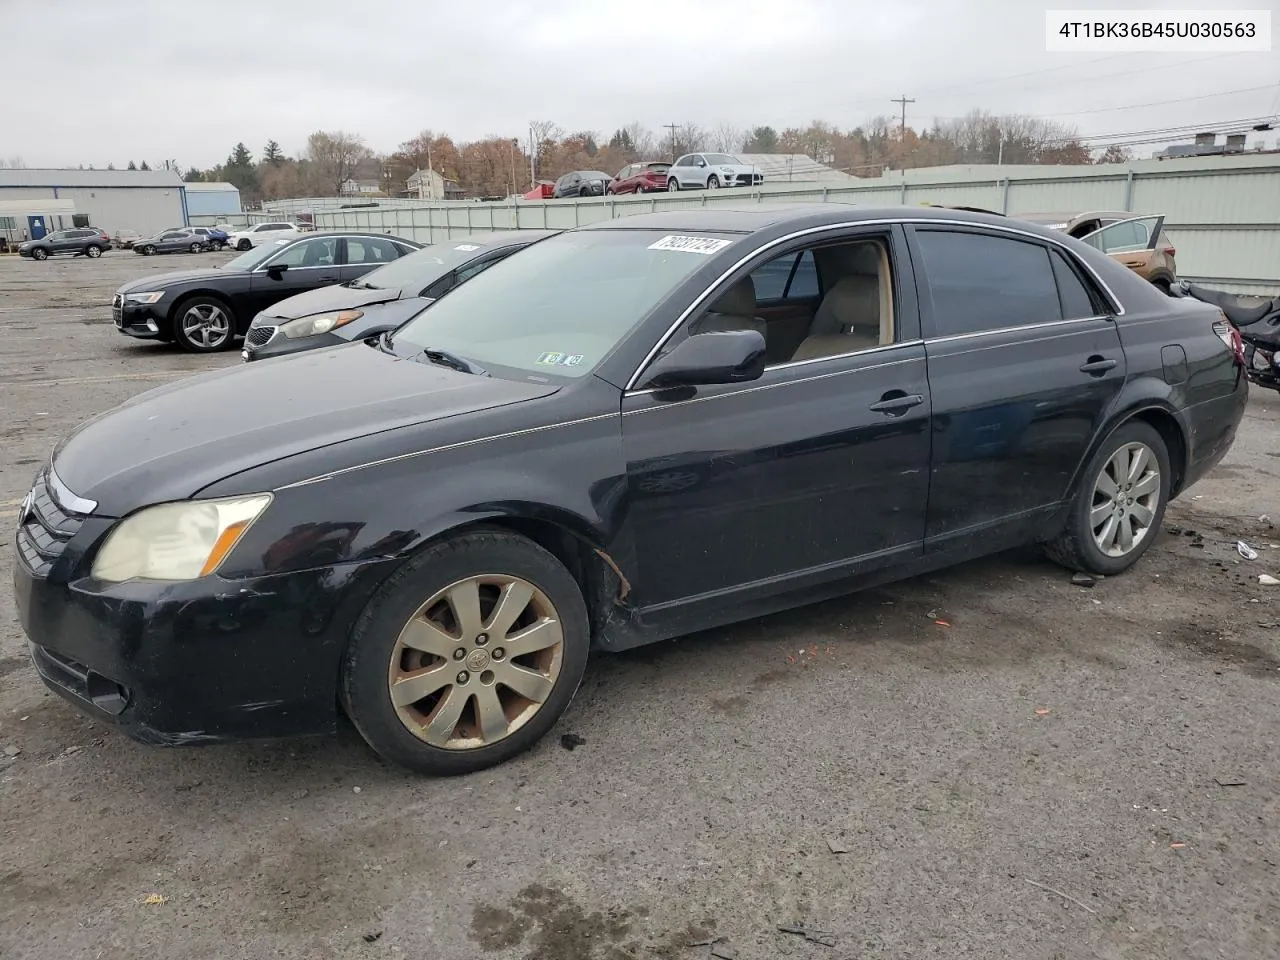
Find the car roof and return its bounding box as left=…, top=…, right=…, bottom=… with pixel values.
left=432, top=229, right=560, bottom=247
left=578, top=203, right=1032, bottom=235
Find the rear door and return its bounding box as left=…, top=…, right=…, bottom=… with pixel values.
left=1078, top=215, right=1166, bottom=282
left=341, top=236, right=404, bottom=283
left=909, top=225, right=1127, bottom=552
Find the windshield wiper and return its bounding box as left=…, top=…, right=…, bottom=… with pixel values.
left=418, top=347, right=486, bottom=375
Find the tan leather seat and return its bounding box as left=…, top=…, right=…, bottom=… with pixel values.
left=690, top=275, right=767, bottom=338
left=791, top=274, right=882, bottom=361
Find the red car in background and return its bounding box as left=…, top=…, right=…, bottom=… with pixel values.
left=523, top=181, right=556, bottom=200
left=607, top=161, right=670, bottom=195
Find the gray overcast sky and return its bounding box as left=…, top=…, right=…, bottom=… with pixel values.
left=2, top=0, right=1276, bottom=168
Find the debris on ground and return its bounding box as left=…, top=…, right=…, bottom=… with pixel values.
left=710, top=941, right=738, bottom=959
left=826, top=837, right=850, bottom=854
left=1214, top=776, right=1247, bottom=787
left=778, top=923, right=838, bottom=946
left=1171, top=842, right=1187, bottom=850
left=1035, top=708, right=1051, bottom=716
left=362, top=931, right=383, bottom=943
left=1167, top=525, right=1183, bottom=535
left=934, top=619, right=952, bottom=627
left=1259, top=575, right=1280, bottom=586
left=560, top=733, right=586, bottom=751
left=141, top=894, right=169, bottom=906
left=352, top=786, right=362, bottom=794
left=2, top=746, right=20, bottom=758
left=1023, top=878, right=1097, bottom=915
left=689, top=935, right=727, bottom=947
left=1071, top=573, right=1096, bottom=588
left=1237, top=541, right=1260, bottom=561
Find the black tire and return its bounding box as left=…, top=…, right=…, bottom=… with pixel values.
left=667, top=177, right=679, bottom=192
left=1152, top=278, right=1172, bottom=296
left=706, top=175, right=720, bottom=189
left=141, top=244, right=155, bottom=256
left=213, top=241, right=225, bottom=251
left=85, top=244, right=103, bottom=258
left=1045, top=420, right=1171, bottom=576
left=237, top=239, right=251, bottom=251
left=171, top=294, right=237, bottom=352
left=31, top=248, right=48, bottom=261
left=188, top=242, right=201, bottom=254
left=341, top=529, right=590, bottom=776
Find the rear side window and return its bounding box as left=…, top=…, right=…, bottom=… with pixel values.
left=1050, top=249, right=1104, bottom=320
left=346, top=237, right=401, bottom=265
left=914, top=230, right=1062, bottom=337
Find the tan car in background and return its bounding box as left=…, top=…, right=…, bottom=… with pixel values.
left=1015, top=211, right=1179, bottom=294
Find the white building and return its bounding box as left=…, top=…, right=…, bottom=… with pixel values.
left=406, top=168, right=463, bottom=200
left=340, top=178, right=383, bottom=197
left=0, top=168, right=189, bottom=243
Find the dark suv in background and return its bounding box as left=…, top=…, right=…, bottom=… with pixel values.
left=18, top=228, right=111, bottom=260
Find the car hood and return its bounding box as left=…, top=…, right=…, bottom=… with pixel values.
left=116, top=268, right=241, bottom=293
left=258, top=283, right=404, bottom=322
left=51, top=344, right=557, bottom=516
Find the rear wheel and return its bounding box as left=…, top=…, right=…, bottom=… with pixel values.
left=1045, top=421, right=1170, bottom=576
left=341, top=529, right=590, bottom=776
left=1152, top=278, right=1172, bottom=296
left=85, top=244, right=103, bottom=258
left=31, top=248, right=48, bottom=261
left=172, top=295, right=236, bottom=352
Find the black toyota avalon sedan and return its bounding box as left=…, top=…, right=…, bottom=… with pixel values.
left=242, top=229, right=559, bottom=361
left=111, top=231, right=422, bottom=352
left=14, top=205, right=1247, bottom=776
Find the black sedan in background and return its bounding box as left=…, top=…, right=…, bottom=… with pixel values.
left=132, top=228, right=207, bottom=256
left=16, top=206, right=1247, bottom=777
left=552, top=170, right=612, bottom=198
left=112, top=231, right=422, bottom=352
left=242, top=229, right=559, bottom=361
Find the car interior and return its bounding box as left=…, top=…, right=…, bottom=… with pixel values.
left=689, top=238, right=895, bottom=365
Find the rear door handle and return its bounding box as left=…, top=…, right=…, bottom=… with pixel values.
left=1080, top=356, right=1117, bottom=376
left=318, top=275, right=339, bottom=282
left=869, top=391, right=925, bottom=415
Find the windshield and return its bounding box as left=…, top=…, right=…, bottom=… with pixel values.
left=222, top=238, right=293, bottom=271
left=351, top=241, right=503, bottom=292
left=391, top=229, right=739, bottom=380
left=704, top=154, right=740, bottom=165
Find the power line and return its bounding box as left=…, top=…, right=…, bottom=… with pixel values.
left=984, top=84, right=1278, bottom=120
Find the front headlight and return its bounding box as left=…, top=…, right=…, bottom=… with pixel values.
left=124, top=291, right=165, bottom=304
left=91, top=494, right=272, bottom=583
left=280, top=309, right=363, bottom=339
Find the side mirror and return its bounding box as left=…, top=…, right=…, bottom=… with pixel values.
left=639, top=330, right=766, bottom=389
left=697, top=160, right=707, bottom=167
left=266, top=263, right=289, bottom=279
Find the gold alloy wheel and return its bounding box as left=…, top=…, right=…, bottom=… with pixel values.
left=387, top=575, right=564, bottom=750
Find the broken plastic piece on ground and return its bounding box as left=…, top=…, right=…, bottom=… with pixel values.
left=1170, top=842, right=1187, bottom=849
left=1071, top=572, right=1096, bottom=587
left=934, top=619, right=952, bottom=627
left=1214, top=776, right=1247, bottom=787
left=826, top=837, right=850, bottom=854
left=1035, top=708, right=1051, bottom=716
left=1237, top=541, right=1260, bottom=561
left=560, top=733, right=586, bottom=751
left=1259, top=575, right=1280, bottom=586
left=362, top=932, right=383, bottom=943
left=142, top=894, right=168, bottom=905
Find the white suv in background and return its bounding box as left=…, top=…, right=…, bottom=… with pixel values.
left=225, top=222, right=302, bottom=251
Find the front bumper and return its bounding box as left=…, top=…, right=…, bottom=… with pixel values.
left=112, top=295, right=168, bottom=340
left=241, top=321, right=346, bottom=361
left=13, top=518, right=397, bottom=745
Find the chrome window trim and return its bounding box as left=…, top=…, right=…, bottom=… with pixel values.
left=622, top=216, right=1124, bottom=392
left=624, top=339, right=924, bottom=399
left=47, top=465, right=97, bottom=515
left=924, top=315, right=1111, bottom=346
left=623, top=352, right=922, bottom=415
left=277, top=413, right=618, bottom=490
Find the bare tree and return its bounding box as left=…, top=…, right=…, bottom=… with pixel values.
left=622, top=122, right=657, bottom=159
left=0, top=156, right=25, bottom=169
left=669, top=122, right=708, bottom=158
left=708, top=122, right=745, bottom=154
left=306, top=130, right=372, bottom=196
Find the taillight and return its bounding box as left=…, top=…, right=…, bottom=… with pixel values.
left=1213, top=315, right=1246, bottom=367
left=1163, top=246, right=1176, bottom=256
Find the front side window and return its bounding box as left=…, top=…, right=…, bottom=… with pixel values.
left=914, top=230, right=1062, bottom=338
left=391, top=229, right=739, bottom=380
left=267, top=237, right=337, bottom=268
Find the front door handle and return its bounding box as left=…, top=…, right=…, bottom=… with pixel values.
left=1080, top=356, right=1118, bottom=376
left=869, top=391, right=925, bottom=416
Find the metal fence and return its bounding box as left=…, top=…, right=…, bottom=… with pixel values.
left=311, top=153, right=1280, bottom=294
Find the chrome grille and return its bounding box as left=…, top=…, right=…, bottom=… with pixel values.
left=246, top=325, right=277, bottom=348
left=15, top=472, right=87, bottom=578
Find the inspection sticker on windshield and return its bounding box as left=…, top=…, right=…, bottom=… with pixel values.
left=647, top=235, right=732, bottom=255
left=537, top=352, right=584, bottom=366
left=454, top=243, right=481, bottom=251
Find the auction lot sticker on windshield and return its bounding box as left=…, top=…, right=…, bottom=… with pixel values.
left=648, top=235, right=733, bottom=255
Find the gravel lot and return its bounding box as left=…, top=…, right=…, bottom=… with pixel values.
left=1, top=250, right=1277, bottom=960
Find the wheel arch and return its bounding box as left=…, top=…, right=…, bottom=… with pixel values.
left=1074, top=393, right=1191, bottom=500
left=166, top=288, right=237, bottom=323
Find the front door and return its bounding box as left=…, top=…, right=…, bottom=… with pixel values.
left=247, top=235, right=341, bottom=315
left=909, top=224, right=1127, bottom=550
left=27, top=216, right=46, bottom=240
left=620, top=226, right=931, bottom=622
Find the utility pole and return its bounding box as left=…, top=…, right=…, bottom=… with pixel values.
left=528, top=124, right=537, bottom=191
left=664, top=123, right=679, bottom=162
left=426, top=140, right=435, bottom=200
left=890, top=95, right=915, bottom=139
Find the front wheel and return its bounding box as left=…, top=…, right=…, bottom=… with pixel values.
left=341, top=530, right=590, bottom=776
left=172, top=296, right=236, bottom=352
left=706, top=175, right=720, bottom=189
left=85, top=244, right=103, bottom=258
left=141, top=245, right=155, bottom=256
left=31, top=248, right=48, bottom=261
left=1045, top=421, right=1171, bottom=576
left=667, top=177, right=680, bottom=192
left=237, top=239, right=251, bottom=251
